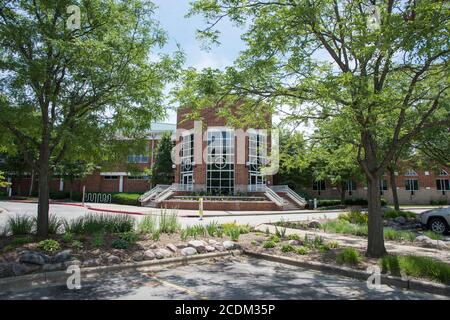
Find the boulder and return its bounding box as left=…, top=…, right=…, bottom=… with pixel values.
left=154, top=249, right=172, bottom=259
left=82, top=258, right=102, bottom=267
left=288, top=240, right=301, bottom=245
left=205, top=245, right=216, bottom=252
left=63, top=259, right=81, bottom=268
left=181, top=247, right=197, bottom=256
left=394, top=216, right=406, bottom=225
left=43, top=263, right=64, bottom=272
left=308, top=220, right=321, bottom=229
left=0, top=263, right=15, bottom=278
left=13, top=262, right=40, bottom=275
left=149, top=243, right=157, bottom=249
left=19, top=251, right=50, bottom=265
left=52, top=250, right=73, bottom=263
left=132, top=252, right=145, bottom=262
left=214, top=245, right=226, bottom=252
left=143, top=250, right=155, bottom=260
left=208, top=239, right=219, bottom=245
left=166, top=243, right=178, bottom=253
left=223, top=241, right=237, bottom=250
left=175, top=243, right=187, bottom=249
left=107, top=255, right=121, bottom=264
left=188, top=240, right=206, bottom=253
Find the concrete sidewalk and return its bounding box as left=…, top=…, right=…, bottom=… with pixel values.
left=256, top=224, right=450, bottom=262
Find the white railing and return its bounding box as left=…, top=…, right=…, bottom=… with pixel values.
left=270, top=185, right=306, bottom=206
left=138, top=184, right=170, bottom=203
left=248, top=184, right=284, bottom=207
left=154, top=185, right=176, bottom=203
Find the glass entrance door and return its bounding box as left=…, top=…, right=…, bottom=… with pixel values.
left=182, top=173, right=193, bottom=191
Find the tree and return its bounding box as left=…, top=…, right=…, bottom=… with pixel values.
left=0, top=1, right=181, bottom=237
left=152, top=132, right=174, bottom=185
left=187, top=0, right=449, bottom=257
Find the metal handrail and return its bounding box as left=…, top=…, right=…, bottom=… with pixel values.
left=138, top=184, right=170, bottom=203
left=270, top=185, right=306, bottom=206
left=154, top=185, right=175, bottom=203
left=263, top=186, right=285, bottom=207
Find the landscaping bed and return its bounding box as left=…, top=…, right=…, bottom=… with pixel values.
left=271, top=209, right=450, bottom=250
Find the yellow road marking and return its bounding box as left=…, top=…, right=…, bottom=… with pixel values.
left=148, top=276, right=208, bottom=300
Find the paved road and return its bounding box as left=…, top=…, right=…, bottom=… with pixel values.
left=0, top=257, right=446, bottom=300
left=0, top=201, right=351, bottom=228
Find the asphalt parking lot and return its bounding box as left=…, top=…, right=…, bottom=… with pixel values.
left=0, top=257, right=447, bottom=300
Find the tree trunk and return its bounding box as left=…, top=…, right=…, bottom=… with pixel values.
left=69, top=177, right=74, bottom=201
left=37, top=141, right=50, bottom=238
left=388, top=168, right=400, bottom=211
left=366, top=176, right=387, bottom=257
left=340, top=181, right=346, bottom=205
left=29, top=169, right=34, bottom=197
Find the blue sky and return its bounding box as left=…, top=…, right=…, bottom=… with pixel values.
left=152, top=0, right=246, bottom=123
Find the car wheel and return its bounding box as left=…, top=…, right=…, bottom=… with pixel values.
left=428, top=217, right=449, bottom=234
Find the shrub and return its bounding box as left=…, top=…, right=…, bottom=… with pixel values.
left=317, top=199, right=341, bottom=207
left=321, top=220, right=368, bottom=237
left=424, top=231, right=443, bottom=241
left=91, top=232, right=105, bottom=248
left=268, top=235, right=280, bottom=243
left=296, top=246, right=309, bottom=255
left=38, top=239, right=61, bottom=252
left=384, top=228, right=416, bottom=242
left=112, top=238, right=129, bottom=249
left=384, top=209, right=416, bottom=219
left=338, top=210, right=368, bottom=225
left=205, top=221, right=220, bottom=237
left=119, top=231, right=139, bottom=243
left=180, top=229, right=189, bottom=241
left=158, top=209, right=179, bottom=234
left=379, top=255, right=450, bottom=284
left=64, top=214, right=134, bottom=235
left=251, top=240, right=259, bottom=246
left=49, top=191, right=70, bottom=200
left=336, top=248, right=361, bottom=265
left=71, top=240, right=84, bottom=250
left=281, top=244, right=295, bottom=252
left=8, top=215, right=35, bottom=235
left=111, top=193, right=141, bottom=206
left=138, top=215, right=157, bottom=234
left=151, top=230, right=160, bottom=241
left=47, top=214, right=64, bottom=234
left=263, top=241, right=276, bottom=248
left=227, top=227, right=240, bottom=241
left=328, top=241, right=340, bottom=249
left=11, top=236, right=33, bottom=246
left=287, top=234, right=301, bottom=241
left=275, top=226, right=287, bottom=239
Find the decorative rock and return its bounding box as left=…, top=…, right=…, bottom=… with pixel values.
left=288, top=240, right=301, bottom=245
left=175, top=243, right=187, bottom=249
left=214, top=245, right=226, bottom=252
left=63, top=259, right=81, bottom=268
left=155, top=249, right=172, bottom=259
left=107, top=255, right=121, bottom=264
left=208, top=239, right=219, bottom=245
left=52, top=250, right=73, bottom=263
left=308, top=220, right=321, bottom=229
left=82, top=258, right=102, bottom=267
left=254, top=237, right=266, bottom=244
left=19, top=251, right=49, bottom=265
left=149, top=244, right=157, bottom=249
left=205, top=245, right=216, bottom=252
left=43, top=263, right=64, bottom=272
left=223, top=241, right=237, bottom=250
left=181, top=247, right=197, bottom=256
left=132, top=252, right=145, bottom=262
left=166, top=243, right=178, bottom=253
left=144, top=250, right=155, bottom=260
left=0, top=263, right=15, bottom=278
left=13, top=262, right=40, bottom=275
left=394, top=216, right=406, bottom=224
left=188, top=240, right=206, bottom=253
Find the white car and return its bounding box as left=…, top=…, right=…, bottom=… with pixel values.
left=420, top=207, right=450, bottom=234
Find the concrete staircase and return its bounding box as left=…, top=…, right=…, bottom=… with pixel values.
left=279, top=194, right=304, bottom=210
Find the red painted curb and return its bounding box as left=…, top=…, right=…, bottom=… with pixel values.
left=3, top=199, right=145, bottom=216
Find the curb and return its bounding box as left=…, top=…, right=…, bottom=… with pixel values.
left=180, top=209, right=346, bottom=218
left=0, top=250, right=242, bottom=293
left=243, top=250, right=450, bottom=297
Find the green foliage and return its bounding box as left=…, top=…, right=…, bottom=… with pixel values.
left=268, top=235, right=280, bottom=243
left=263, top=241, right=276, bottom=249
left=0, top=171, right=10, bottom=188
left=380, top=255, right=450, bottom=284
left=328, top=241, right=340, bottom=249
left=38, top=239, right=61, bottom=252
left=287, top=234, right=301, bottom=241
left=336, top=248, right=361, bottom=265
left=61, top=232, right=73, bottom=243
left=338, top=210, right=368, bottom=225
left=227, top=227, right=241, bottom=241
left=119, top=231, right=139, bottom=243
left=321, top=220, right=368, bottom=237
left=158, top=209, right=180, bottom=234
left=205, top=221, right=220, bottom=237
left=112, top=193, right=142, bottom=206
left=152, top=133, right=175, bottom=185
left=63, top=214, right=134, bottom=235
left=47, top=214, right=64, bottom=235
left=384, top=228, right=416, bottom=242
left=281, top=244, right=295, bottom=253
left=112, top=239, right=129, bottom=250
left=71, top=240, right=84, bottom=250
left=91, top=232, right=105, bottom=248
left=296, top=246, right=309, bottom=255
left=10, top=236, right=33, bottom=246
left=274, top=226, right=287, bottom=239
left=151, top=230, right=161, bottom=241
left=8, top=215, right=35, bottom=235
left=424, top=231, right=443, bottom=241
left=384, top=209, right=417, bottom=219
left=138, top=215, right=157, bottom=235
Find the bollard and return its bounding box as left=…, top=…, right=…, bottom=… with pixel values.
left=199, top=197, right=204, bottom=220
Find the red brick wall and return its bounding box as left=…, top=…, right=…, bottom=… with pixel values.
left=160, top=200, right=279, bottom=211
